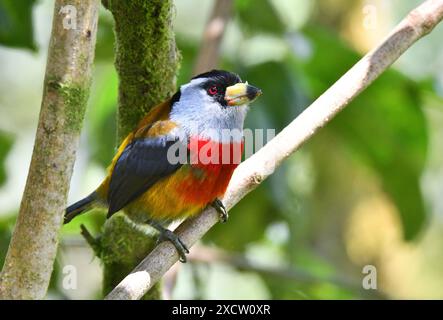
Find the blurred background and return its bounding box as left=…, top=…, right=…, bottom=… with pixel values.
left=1, top=0, right=443, bottom=299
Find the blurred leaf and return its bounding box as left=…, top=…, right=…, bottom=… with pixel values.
left=95, top=14, right=115, bottom=61
left=176, top=36, right=198, bottom=82
left=297, top=26, right=428, bottom=240
left=0, top=0, right=36, bottom=51
left=91, top=111, right=117, bottom=167
left=261, top=272, right=355, bottom=299
left=88, top=65, right=118, bottom=167
left=332, top=73, right=427, bottom=240
left=260, top=247, right=356, bottom=299
left=235, top=0, right=285, bottom=35
left=204, top=183, right=276, bottom=251
left=243, top=61, right=307, bottom=131
left=292, top=27, right=358, bottom=96
left=0, top=130, right=13, bottom=186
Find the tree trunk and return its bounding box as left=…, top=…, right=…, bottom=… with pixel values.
left=99, top=0, right=180, bottom=299
left=0, top=0, right=99, bottom=299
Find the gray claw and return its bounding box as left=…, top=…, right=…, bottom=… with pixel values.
left=212, top=199, right=228, bottom=223
left=158, top=229, right=189, bottom=263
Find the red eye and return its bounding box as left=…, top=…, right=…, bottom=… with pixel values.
left=208, top=86, right=218, bottom=95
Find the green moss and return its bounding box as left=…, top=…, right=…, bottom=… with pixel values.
left=100, top=215, right=161, bottom=299
left=60, top=83, right=89, bottom=133
left=45, top=76, right=90, bottom=133
left=108, top=0, right=181, bottom=141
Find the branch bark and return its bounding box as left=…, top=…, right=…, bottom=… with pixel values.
left=0, top=0, right=99, bottom=299
left=193, top=0, right=233, bottom=75
left=97, top=0, right=180, bottom=299
left=105, top=0, right=443, bottom=300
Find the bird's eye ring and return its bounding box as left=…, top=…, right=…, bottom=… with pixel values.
left=208, top=86, right=218, bottom=95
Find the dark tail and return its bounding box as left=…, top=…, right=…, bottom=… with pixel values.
left=64, top=192, right=97, bottom=224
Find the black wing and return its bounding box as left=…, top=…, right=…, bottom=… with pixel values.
left=107, top=135, right=184, bottom=217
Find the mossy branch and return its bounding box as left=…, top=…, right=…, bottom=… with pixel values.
left=97, top=0, right=180, bottom=299
left=0, top=0, right=99, bottom=299
left=108, top=0, right=180, bottom=142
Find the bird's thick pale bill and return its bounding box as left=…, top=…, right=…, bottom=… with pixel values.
left=225, top=82, right=262, bottom=106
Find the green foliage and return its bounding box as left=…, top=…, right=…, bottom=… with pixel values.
left=193, top=6, right=431, bottom=298
left=175, top=37, right=198, bottom=83
left=243, top=61, right=308, bottom=130
left=0, top=0, right=36, bottom=51
left=0, top=131, right=13, bottom=186
left=235, top=0, right=285, bottom=35
left=296, top=26, right=428, bottom=239
left=206, top=184, right=277, bottom=251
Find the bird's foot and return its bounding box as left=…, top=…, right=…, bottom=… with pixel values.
left=147, top=219, right=189, bottom=263
left=157, top=229, right=189, bottom=263
left=211, top=198, right=228, bottom=223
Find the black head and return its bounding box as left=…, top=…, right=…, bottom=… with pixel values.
left=192, top=70, right=242, bottom=106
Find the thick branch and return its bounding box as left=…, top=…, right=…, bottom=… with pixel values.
left=99, top=0, right=180, bottom=299
left=193, top=0, right=233, bottom=75
left=0, top=0, right=99, bottom=299
left=106, top=0, right=180, bottom=142
left=106, top=0, right=443, bottom=300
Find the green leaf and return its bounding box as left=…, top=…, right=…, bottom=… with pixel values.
left=297, top=26, right=428, bottom=240
left=0, top=0, right=36, bottom=51
left=235, top=0, right=286, bottom=35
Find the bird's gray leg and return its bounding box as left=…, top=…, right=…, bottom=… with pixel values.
left=211, top=198, right=228, bottom=223
left=146, top=219, right=189, bottom=263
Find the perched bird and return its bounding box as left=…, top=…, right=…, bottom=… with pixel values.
left=65, top=70, right=262, bottom=262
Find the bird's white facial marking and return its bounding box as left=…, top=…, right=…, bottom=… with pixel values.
left=170, top=78, right=248, bottom=143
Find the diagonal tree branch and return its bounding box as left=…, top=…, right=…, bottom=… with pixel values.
left=105, top=0, right=443, bottom=300
left=0, top=0, right=100, bottom=299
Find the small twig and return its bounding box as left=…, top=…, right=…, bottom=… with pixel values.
left=80, top=224, right=102, bottom=257
left=106, top=0, right=443, bottom=300
left=193, top=0, right=233, bottom=75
